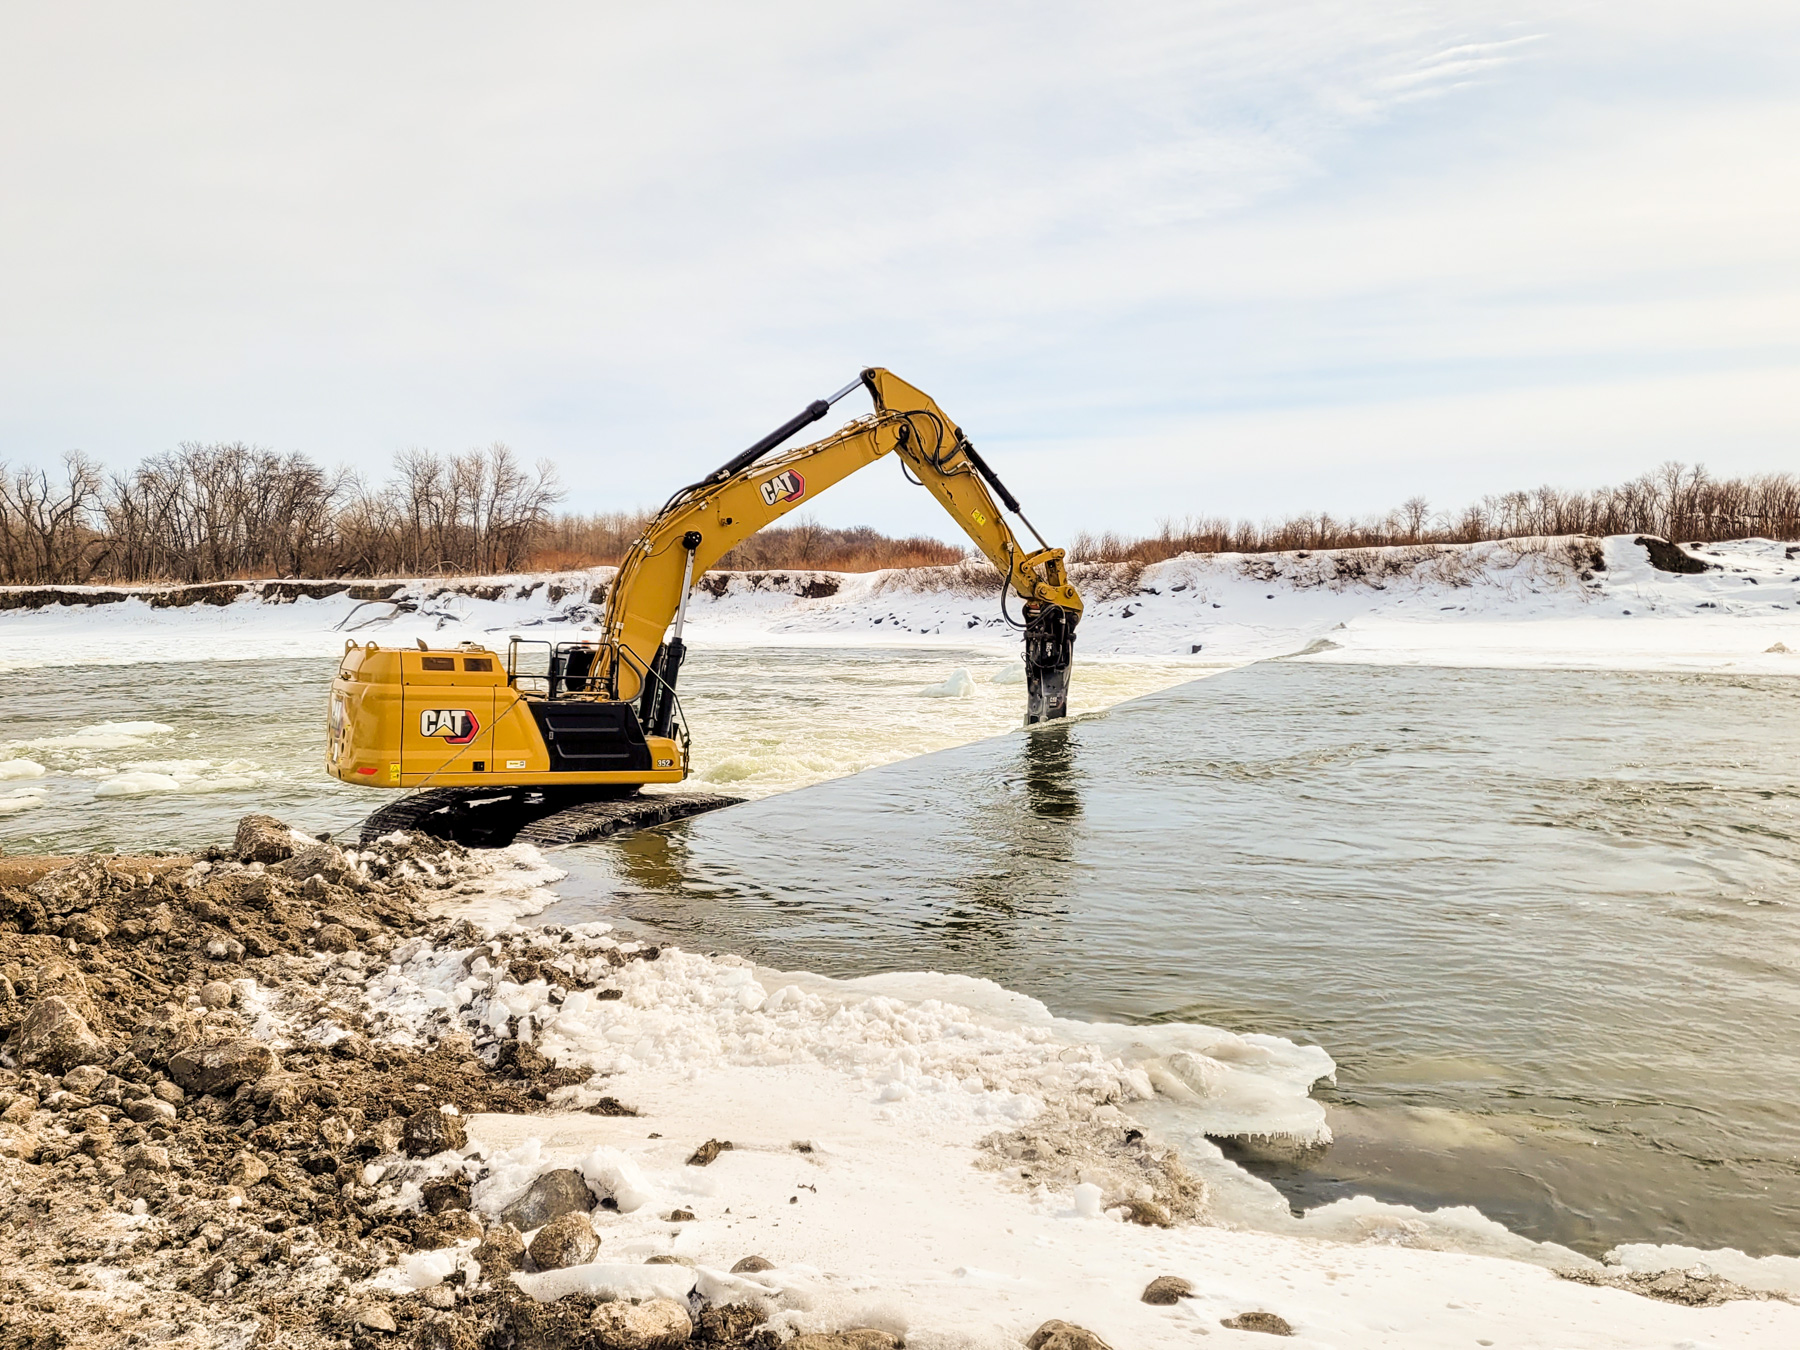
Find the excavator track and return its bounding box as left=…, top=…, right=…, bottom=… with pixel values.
left=357, top=788, right=741, bottom=849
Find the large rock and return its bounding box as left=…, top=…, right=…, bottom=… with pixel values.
left=695, top=1306, right=759, bottom=1345
left=402, top=1106, right=468, bottom=1157
left=501, top=1295, right=592, bottom=1350
left=526, top=1211, right=598, bottom=1271
left=124, top=1142, right=171, bottom=1172
left=235, top=814, right=297, bottom=864
left=64, top=913, right=109, bottom=944
left=168, top=1039, right=277, bottom=1095
left=499, top=1168, right=597, bottom=1230
left=12, top=997, right=109, bottom=1072
left=785, top=1334, right=898, bottom=1350
left=29, top=860, right=113, bottom=917
left=130, top=1003, right=204, bottom=1068
left=272, top=843, right=348, bottom=883
left=1141, top=1275, right=1193, bottom=1305
left=423, top=1177, right=472, bottom=1213
left=1028, top=1322, right=1115, bottom=1350
left=354, top=1306, right=398, bottom=1333
left=126, top=1097, right=177, bottom=1124
left=1219, top=1312, right=1293, bottom=1336
left=473, top=1224, right=525, bottom=1276
left=61, top=1064, right=108, bottom=1096
left=588, top=1298, right=691, bottom=1349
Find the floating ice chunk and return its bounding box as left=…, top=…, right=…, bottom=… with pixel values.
left=0, top=758, right=45, bottom=780
left=89, top=757, right=264, bottom=796
left=990, top=660, right=1026, bottom=685
left=0, top=787, right=48, bottom=814
left=18, top=720, right=174, bottom=750
left=94, top=771, right=184, bottom=796
left=919, top=668, right=976, bottom=698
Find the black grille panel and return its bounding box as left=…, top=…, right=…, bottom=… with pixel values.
left=529, top=700, right=652, bottom=773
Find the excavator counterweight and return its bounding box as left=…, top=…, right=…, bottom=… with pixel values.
left=328, top=369, right=1083, bottom=806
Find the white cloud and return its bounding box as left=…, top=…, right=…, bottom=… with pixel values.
left=0, top=1, right=1796, bottom=536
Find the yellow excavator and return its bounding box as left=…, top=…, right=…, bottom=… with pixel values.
left=327, top=369, right=1083, bottom=804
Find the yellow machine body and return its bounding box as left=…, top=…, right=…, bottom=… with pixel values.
left=329, top=367, right=1084, bottom=792
left=328, top=642, right=686, bottom=790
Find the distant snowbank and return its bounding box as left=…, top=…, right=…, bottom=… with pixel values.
left=1, top=534, right=1796, bottom=674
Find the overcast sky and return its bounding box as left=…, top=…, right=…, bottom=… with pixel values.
left=2, top=2, right=1796, bottom=538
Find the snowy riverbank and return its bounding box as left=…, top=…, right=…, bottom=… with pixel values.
left=6, top=823, right=1796, bottom=1349
left=1, top=534, right=1796, bottom=676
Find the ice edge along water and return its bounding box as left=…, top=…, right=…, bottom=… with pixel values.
left=275, top=844, right=1800, bottom=1350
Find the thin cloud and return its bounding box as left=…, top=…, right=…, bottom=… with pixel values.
left=0, top=3, right=1795, bottom=536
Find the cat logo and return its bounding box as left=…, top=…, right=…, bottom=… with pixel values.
left=419, top=709, right=480, bottom=744
left=759, top=469, right=806, bottom=507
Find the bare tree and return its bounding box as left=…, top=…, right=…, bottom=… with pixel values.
left=0, top=453, right=106, bottom=583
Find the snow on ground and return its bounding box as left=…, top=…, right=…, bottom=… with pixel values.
left=1, top=534, right=1796, bottom=675
left=330, top=891, right=1800, bottom=1349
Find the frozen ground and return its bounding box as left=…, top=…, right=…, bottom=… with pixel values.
left=1, top=534, right=1795, bottom=676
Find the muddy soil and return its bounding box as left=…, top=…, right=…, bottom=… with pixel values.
left=0, top=816, right=788, bottom=1350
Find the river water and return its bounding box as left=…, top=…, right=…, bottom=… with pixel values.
left=5, top=650, right=1797, bottom=1259
left=546, top=663, right=1800, bottom=1259
left=0, top=645, right=1199, bottom=852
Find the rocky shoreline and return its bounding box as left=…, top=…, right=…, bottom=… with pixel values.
left=0, top=815, right=1013, bottom=1350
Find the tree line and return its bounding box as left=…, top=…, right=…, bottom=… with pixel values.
left=1068, top=462, right=1800, bottom=564
left=0, top=445, right=1794, bottom=586
left=0, top=443, right=562, bottom=584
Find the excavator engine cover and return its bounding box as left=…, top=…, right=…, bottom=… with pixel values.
left=1023, top=602, right=1078, bottom=724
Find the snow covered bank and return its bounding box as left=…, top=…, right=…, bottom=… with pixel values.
left=2, top=534, right=1795, bottom=675
left=329, top=893, right=1800, bottom=1348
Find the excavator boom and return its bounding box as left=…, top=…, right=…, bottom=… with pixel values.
left=606, top=368, right=1082, bottom=727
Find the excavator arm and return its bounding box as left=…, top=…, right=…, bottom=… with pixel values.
left=603, top=368, right=1083, bottom=727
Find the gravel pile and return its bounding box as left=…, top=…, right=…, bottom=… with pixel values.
left=0, top=814, right=808, bottom=1350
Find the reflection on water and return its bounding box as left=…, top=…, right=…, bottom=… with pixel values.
left=937, top=726, right=1085, bottom=958
left=550, top=663, right=1800, bottom=1259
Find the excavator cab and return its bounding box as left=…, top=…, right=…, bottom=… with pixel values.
left=327, top=636, right=687, bottom=791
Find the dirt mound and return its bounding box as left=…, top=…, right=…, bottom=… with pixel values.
left=0, top=817, right=766, bottom=1350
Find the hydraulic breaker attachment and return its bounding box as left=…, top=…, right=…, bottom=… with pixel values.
left=1023, top=602, right=1079, bottom=724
